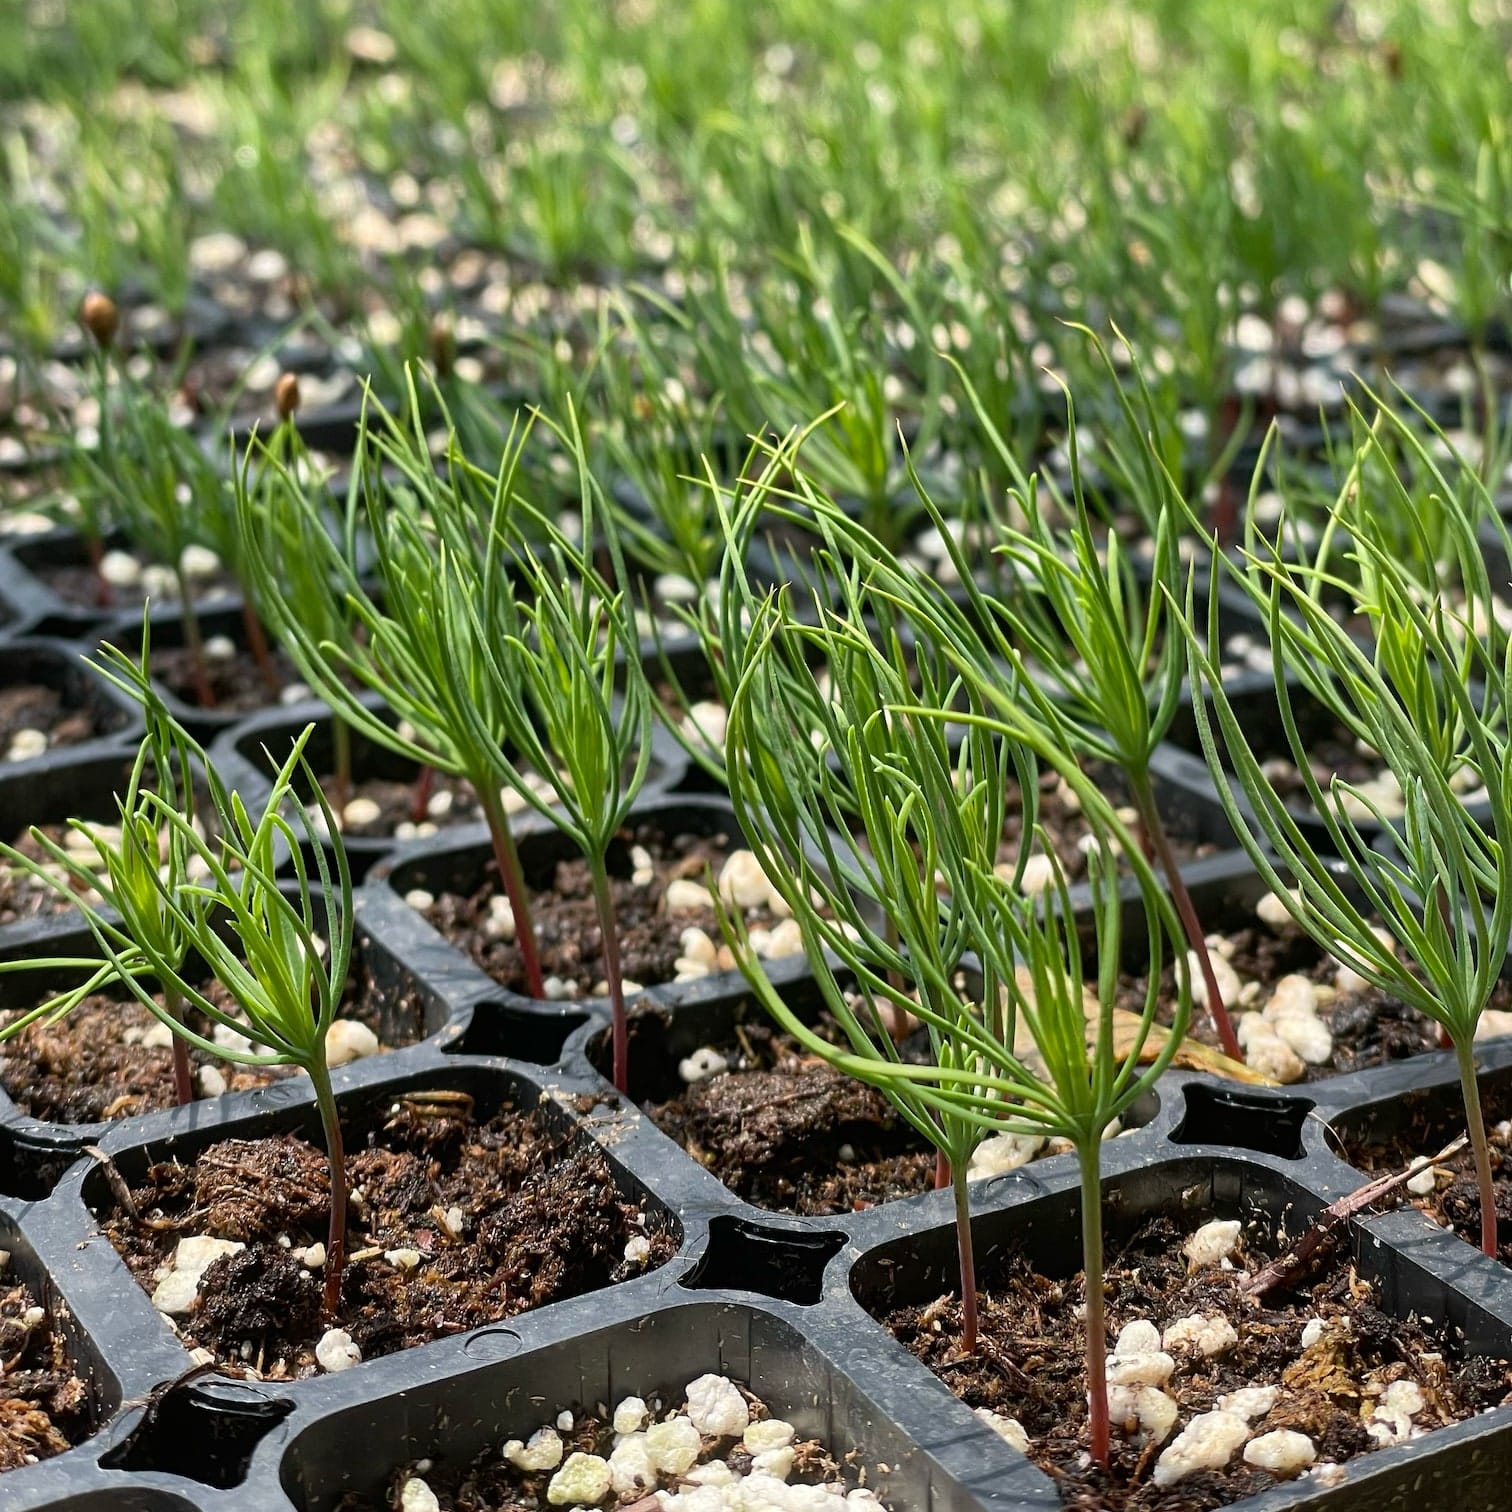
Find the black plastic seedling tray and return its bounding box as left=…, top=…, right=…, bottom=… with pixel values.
left=5, top=813, right=1512, bottom=1512
left=5, top=513, right=1512, bottom=1509
left=10, top=1035, right=1512, bottom=1511
left=215, top=690, right=691, bottom=882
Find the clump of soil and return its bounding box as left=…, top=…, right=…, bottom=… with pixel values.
left=422, top=822, right=787, bottom=998
left=1128, top=913, right=1490, bottom=1080
left=149, top=643, right=301, bottom=714
left=101, top=1093, right=674, bottom=1378
left=0, top=1277, right=91, bottom=1473
left=0, top=958, right=413, bottom=1125
left=341, top=1387, right=862, bottom=1511
left=877, top=1209, right=1512, bottom=1511
left=626, top=1012, right=936, bottom=1216
left=1344, top=1078, right=1512, bottom=1265
left=0, top=683, right=100, bottom=749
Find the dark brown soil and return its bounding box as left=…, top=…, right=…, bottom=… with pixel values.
left=991, top=764, right=1216, bottom=880
left=422, top=822, right=790, bottom=998
left=149, top=643, right=301, bottom=714
left=877, top=1210, right=1512, bottom=1511
left=31, top=561, right=120, bottom=610
left=323, top=770, right=482, bottom=840
left=0, top=1279, right=91, bottom=1473
left=633, top=1012, right=936, bottom=1215
left=0, top=682, right=99, bottom=749
left=1128, top=915, right=1488, bottom=1080
left=100, top=1094, right=675, bottom=1378
left=338, top=1390, right=857, bottom=1511
left=38, top=560, right=239, bottom=609
left=0, top=784, right=224, bottom=926
left=0, top=959, right=413, bottom=1124
left=1265, top=735, right=1382, bottom=809
left=1345, top=1077, right=1512, bottom=1265
left=0, top=824, right=97, bottom=924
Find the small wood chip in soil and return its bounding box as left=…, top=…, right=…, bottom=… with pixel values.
left=101, top=1095, right=675, bottom=1377
left=1344, top=1079, right=1512, bottom=1266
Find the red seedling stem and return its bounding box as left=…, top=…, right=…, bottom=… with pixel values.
left=1079, top=1147, right=1110, bottom=1468
left=1131, top=772, right=1243, bottom=1061
left=590, top=863, right=630, bottom=1094
left=479, top=784, right=546, bottom=1000
left=310, top=1060, right=349, bottom=1318
left=160, top=982, right=194, bottom=1107
left=410, top=764, right=436, bottom=825
left=241, top=601, right=282, bottom=698
left=951, top=1164, right=979, bottom=1355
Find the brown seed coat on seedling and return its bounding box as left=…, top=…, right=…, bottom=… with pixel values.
left=430, top=320, right=455, bottom=379
left=80, top=292, right=119, bottom=350
left=275, top=372, right=301, bottom=420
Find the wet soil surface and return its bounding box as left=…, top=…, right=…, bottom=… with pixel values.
left=340, top=1390, right=858, bottom=1511
left=878, top=1210, right=1512, bottom=1511
left=629, top=1011, right=937, bottom=1215
left=0, top=1280, right=91, bottom=1474
left=1345, top=1078, right=1512, bottom=1266
left=149, top=643, right=302, bottom=715
left=101, top=1094, right=675, bottom=1378
left=0, top=959, right=413, bottom=1124
left=1130, top=915, right=1494, bottom=1080
left=0, top=682, right=102, bottom=749
left=321, top=770, right=482, bottom=841
left=422, top=822, right=790, bottom=999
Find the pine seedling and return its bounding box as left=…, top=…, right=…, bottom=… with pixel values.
left=240, top=373, right=656, bottom=1081
left=1179, top=414, right=1512, bottom=1257
left=711, top=384, right=1239, bottom=1060
left=465, top=412, right=655, bottom=1093
left=932, top=330, right=1241, bottom=1058
left=233, top=400, right=363, bottom=810
left=0, top=640, right=356, bottom=1310
left=590, top=296, right=730, bottom=597
left=721, top=588, right=1187, bottom=1468
left=0, top=622, right=215, bottom=1105
left=645, top=414, right=844, bottom=789
left=55, top=639, right=354, bottom=1308
left=238, top=372, right=553, bottom=999
left=105, top=728, right=356, bottom=1316
left=66, top=347, right=287, bottom=704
